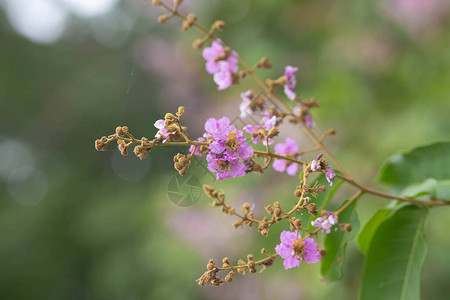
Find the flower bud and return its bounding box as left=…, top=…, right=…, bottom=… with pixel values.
left=343, top=224, right=352, bottom=232
left=214, top=20, right=226, bottom=30
left=203, top=185, right=218, bottom=198
left=158, top=14, right=171, bottom=24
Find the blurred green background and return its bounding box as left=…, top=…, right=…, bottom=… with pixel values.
left=1, top=0, right=449, bottom=299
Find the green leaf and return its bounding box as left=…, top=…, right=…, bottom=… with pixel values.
left=378, top=141, right=450, bottom=189
left=436, top=180, right=450, bottom=200
left=400, top=178, right=437, bottom=200
left=357, top=208, right=391, bottom=255
left=399, top=178, right=450, bottom=201
left=359, top=205, right=429, bottom=300
left=320, top=198, right=359, bottom=282
left=298, top=173, right=343, bottom=231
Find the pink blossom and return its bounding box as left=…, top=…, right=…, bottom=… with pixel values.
left=204, top=117, right=230, bottom=138
left=243, top=116, right=276, bottom=145
left=284, top=65, right=298, bottom=100
left=275, top=231, right=322, bottom=269
left=240, top=90, right=253, bottom=118
left=202, top=39, right=238, bottom=90
left=213, top=61, right=234, bottom=90
left=273, top=138, right=300, bottom=176
left=202, top=117, right=254, bottom=180
left=310, top=160, right=320, bottom=171
left=304, top=114, right=316, bottom=129
left=311, top=212, right=338, bottom=234
left=206, top=151, right=246, bottom=180
left=202, top=39, right=238, bottom=74
left=293, top=105, right=315, bottom=129
left=325, top=167, right=336, bottom=186
left=154, top=119, right=175, bottom=142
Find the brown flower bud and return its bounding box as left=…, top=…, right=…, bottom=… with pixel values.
left=273, top=208, right=282, bottom=218
left=158, top=14, right=171, bottom=24
left=265, top=205, right=274, bottom=215
left=192, top=39, right=204, bottom=49
left=241, top=203, right=250, bottom=211
left=306, top=203, right=317, bottom=216
left=95, top=139, right=107, bottom=151
left=319, top=249, right=327, bottom=256
left=343, top=224, right=352, bottom=232
left=133, top=145, right=148, bottom=160
left=267, top=127, right=279, bottom=139
left=182, top=13, right=197, bottom=31
left=203, top=185, right=218, bottom=199
left=257, top=56, right=272, bottom=69
left=233, top=220, right=243, bottom=229
left=176, top=106, right=185, bottom=117
left=152, top=0, right=161, bottom=6
left=214, top=20, right=226, bottom=30
left=294, top=186, right=302, bottom=198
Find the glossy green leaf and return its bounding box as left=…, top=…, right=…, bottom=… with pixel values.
left=320, top=198, right=359, bottom=282
left=359, top=205, right=429, bottom=300
left=399, top=178, right=450, bottom=201
left=400, top=178, right=437, bottom=200
left=436, top=181, right=450, bottom=200
left=298, top=173, right=343, bottom=231
left=378, top=141, right=450, bottom=188
left=357, top=208, right=391, bottom=255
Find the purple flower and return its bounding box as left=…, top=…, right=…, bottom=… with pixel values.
left=202, top=39, right=238, bottom=90
left=240, top=90, right=253, bottom=118
left=206, top=151, right=246, bottom=180
left=304, top=114, right=316, bottom=129
left=311, top=212, right=338, bottom=234
left=293, top=104, right=315, bottom=129
left=275, top=231, right=322, bottom=269
left=273, top=138, right=299, bottom=176
left=310, top=160, right=320, bottom=171
left=213, top=61, right=235, bottom=90
left=204, top=117, right=230, bottom=138
left=202, top=39, right=238, bottom=74
left=284, top=65, right=298, bottom=100
left=203, top=117, right=254, bottom=180
left=325, top=167, right=336, bottom=186
left=154, top=119, right=174, bottom=142
left=243, top=116, right=276, bottom=145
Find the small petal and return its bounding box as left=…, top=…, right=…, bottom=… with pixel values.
left=280, top=230, right=298, bottom=246
left=283, top=255, right=300, bottom=270
left=237, top=144, right=254, bottom=159
left=272, top=159, right=287, bottom=172
left=286, top=163, right=298, bottom=176
left=230, top=162, right=246, bottom=177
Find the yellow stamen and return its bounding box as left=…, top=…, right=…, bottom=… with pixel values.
left=292, top=237, right=304, bottom=256
left=226, top=130, right=239, bottom=151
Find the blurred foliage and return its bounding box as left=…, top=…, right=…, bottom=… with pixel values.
left=0, top=0, right=449, bottom=299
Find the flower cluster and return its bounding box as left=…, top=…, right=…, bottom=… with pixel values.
left=201, top=117, right=254, bottom=179
left=311, top=212, right=339, bottom=234
left=243, top=116, right=277, bottom=145
left=275, top=231, right=322, bottom=269
left=293, top=104, right=315, bottom=129
left=283, top=66, right=298, bottom=100
left=92, top=1, right=383, bottom=288
left=310, top=154, right=336, bottom=186
left=203, top=39, right=239, bottom=90
left=272, top=138, right=300, bottom=176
